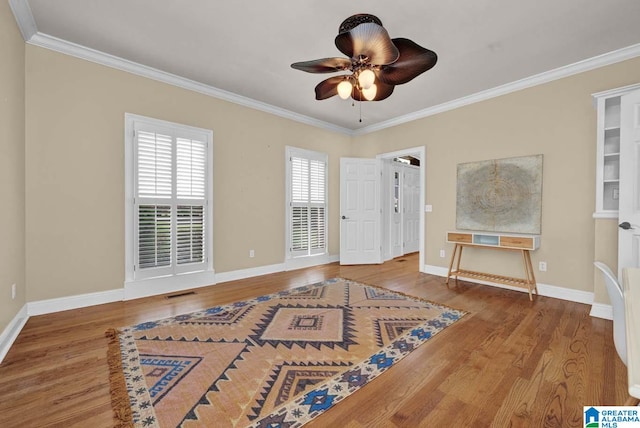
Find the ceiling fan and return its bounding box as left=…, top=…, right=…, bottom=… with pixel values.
left=291, top=14, right=438, bottom=102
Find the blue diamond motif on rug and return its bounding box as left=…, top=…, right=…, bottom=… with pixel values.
left=140, top=355, right=202, bottom=403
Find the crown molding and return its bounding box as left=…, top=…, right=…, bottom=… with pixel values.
left=8, top=0, right=37, bottom=41
left=10, top=0, right=640, bottom=137
left=26, top=32, right=354, bottom=136
left=353, top=43, right=640, bottom=136
left=592, top=81, right=640, bottom=99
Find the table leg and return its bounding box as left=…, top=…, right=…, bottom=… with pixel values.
left=521, top=250, right=537, bottom=301
left=455, top=245, right=463, bottom=279
left=525, top=250, right=538, bottom=296
left=446, top=244, right=460, bottom=286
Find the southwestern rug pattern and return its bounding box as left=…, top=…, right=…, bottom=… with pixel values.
left=107, top=278, right=466, bottom=427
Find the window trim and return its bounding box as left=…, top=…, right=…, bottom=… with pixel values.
left=124, top=113, right=214, bottom=299
left=285, top=146, right=328, bottom=264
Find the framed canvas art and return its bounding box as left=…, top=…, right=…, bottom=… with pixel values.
left=456, top=154, right=543, bottom=234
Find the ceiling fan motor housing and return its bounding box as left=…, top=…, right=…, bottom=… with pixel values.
left=339, top=14, right=383, bottom=33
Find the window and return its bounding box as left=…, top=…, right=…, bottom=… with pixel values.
left=125, top=114, right=213, bottom=296
left=286, top=147, right=328, bottom=259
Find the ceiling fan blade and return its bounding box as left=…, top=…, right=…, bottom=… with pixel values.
left=314, top=76, right=346, bottom=100
left=351, top=80, right=395, bottom=102
left=291, top=57, right=352, bottom=73
left=335, top=22, right=399, bottom=65
left=378, top=38, right=438, bottom=85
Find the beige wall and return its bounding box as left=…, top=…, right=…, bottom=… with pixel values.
left=14, top=31, right=640, bottom=307
left=25, top=46, right=350, bottom=301
left=0, top=2, right=26, bottom=331
left=353, top=57, right=640, bottom=296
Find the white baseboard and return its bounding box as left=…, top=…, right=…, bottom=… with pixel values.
left=1, top=260, right=294, bottom=363
left=24, top=255, right=339, bottom=317
left=589, top=302, right=613, bottom=320
left=216, top=254, right=339, bottom=284
left=423, top=264, right=595, bottom=305
left=124, top=271, right=216, bottom=300
left=28, top=288, right=124, bottom=316
left=1, top=259, right=608, bottom=365
left=1, top=290, right=124, bottom=363
left=215, top=263, right=285, bottom=284
left=0, top=305, right=29, bottom=364
left=423, top=265, right=450, bottom=277
left=284, top=254, right=339, bottom=271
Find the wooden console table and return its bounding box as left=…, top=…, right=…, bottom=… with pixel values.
left=446, top=231, right=540, bottom=300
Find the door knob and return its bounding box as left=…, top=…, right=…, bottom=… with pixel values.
left=341, top=215, right=348, bottom=220
left=619, top=221, right=634, bottom=230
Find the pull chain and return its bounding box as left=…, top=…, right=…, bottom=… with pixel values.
left=350, top=99, right=363, bottom=123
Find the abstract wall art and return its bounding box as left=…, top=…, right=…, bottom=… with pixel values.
left=456, top=154, right=543, bottom=234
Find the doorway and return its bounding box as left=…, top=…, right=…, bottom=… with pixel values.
left=378, top=147, right=426, bottom=272
left=338, top=147, right=425, bottom=271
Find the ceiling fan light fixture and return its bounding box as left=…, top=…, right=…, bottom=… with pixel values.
left=337, top=80, right=353, bottom=99
left=362, top=84, right=377, bottom=101
left=291, top=13, right=437, bottom=107
left=358, top=69, right=375, bottom=90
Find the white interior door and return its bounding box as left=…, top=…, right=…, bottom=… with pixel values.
left=340, top=158, right=382, bottom=265
left=618, top=88, right=640, bottom=278
left=403, top=165, right=420, bottom=254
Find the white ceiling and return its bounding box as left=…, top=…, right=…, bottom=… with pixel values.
left=12, top=0, right=640, bottom=133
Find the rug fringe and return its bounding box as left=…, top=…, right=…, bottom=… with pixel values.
left=105, top=328, right=134, bottom=428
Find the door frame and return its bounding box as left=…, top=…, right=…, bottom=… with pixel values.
left=387, top=160, right=404, bottom=259
left=376, top=146, right=426, bottom=272
left=402, top=163, right=421, bottom=254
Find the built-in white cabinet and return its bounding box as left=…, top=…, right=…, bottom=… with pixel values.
left=593, top=84, right=640, bottom=218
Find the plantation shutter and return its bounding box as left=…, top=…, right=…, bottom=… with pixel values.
left=175, top=137, right=206, bottom=269
left=176, top=138, right=206, bottom=199
left=289, top=150, right=327, bottom=258
left=138, top=204, right=172, bottom=270
left=291, top=157, right=309, bottom=255
left=177, top=205, right=204, bottom=265
left=135, top=130, right=174, bottom=277
left=308, top=159, right=326, bottom=253
left=133, top=126, right=209, bottom=279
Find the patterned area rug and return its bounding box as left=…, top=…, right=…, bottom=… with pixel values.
left=106, top=278, right=466, bottom=427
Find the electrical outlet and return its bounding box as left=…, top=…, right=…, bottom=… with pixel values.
left=249, top=249, right=255, bottom=258
left=11, top=283, right=16, bottom=300
left=439, top=249, right=445, bottom=258
left=538, top=261, right=547, bottom=272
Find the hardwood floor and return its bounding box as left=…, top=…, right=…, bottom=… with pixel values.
left=0, top=253, right=628, bottom=427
